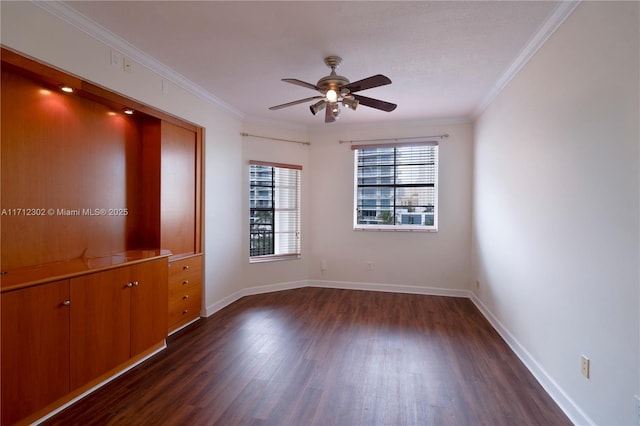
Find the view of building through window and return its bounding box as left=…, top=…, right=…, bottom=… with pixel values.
left=354, top=143, right=438, bottom=230
left=249, top=162, right=301, bottom=260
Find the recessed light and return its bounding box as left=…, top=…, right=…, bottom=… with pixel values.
left=123, top=108, right=134, bottom=115
left=60, top=85, right=74, bottom=93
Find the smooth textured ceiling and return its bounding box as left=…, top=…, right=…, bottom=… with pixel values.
left=63, top=1, right=560, bottom=127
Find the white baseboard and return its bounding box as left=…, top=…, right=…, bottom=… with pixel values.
left=468, top=293, right=593, bottom=426
left=205, top=280, right=468, bottom=317
left=307, top=279, right=471, bottom=298
left=205, top=280, right=590, bottom=425
left=204, top=280, right=307, bottom=317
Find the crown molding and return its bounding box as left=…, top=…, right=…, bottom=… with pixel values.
left=32, top=0, right=244, bottom=119
left=472, top=0, right=581, bottom=118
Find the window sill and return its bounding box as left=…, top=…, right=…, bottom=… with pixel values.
left=353, top=226, right=438, bottom=233
left=249, top=254, right=301, bottom=264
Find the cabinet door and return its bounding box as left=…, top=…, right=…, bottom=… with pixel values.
left=161, top=121, right=197, bottom=256
left=1, top=280, right=70, bottom=425
left=70, top=268, right=131, bottom=389
left=130, top=258, right=168, bottom=356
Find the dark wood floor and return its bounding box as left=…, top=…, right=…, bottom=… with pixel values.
left=43, top=287, right=570, bottom=425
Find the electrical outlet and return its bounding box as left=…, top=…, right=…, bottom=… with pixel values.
left=366, top=261, right=373, bottom=271
left=634, top=394, right=640, bottom=425
left=475, top=280, right=480, bottom=289
left=580, top=355, right=590, bottom=379
left=123, top=57, right=133, bottom=73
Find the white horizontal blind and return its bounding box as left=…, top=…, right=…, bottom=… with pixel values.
left=249, top=161, right=301, bottom=261
left=353, top=142, right=438, bottom=231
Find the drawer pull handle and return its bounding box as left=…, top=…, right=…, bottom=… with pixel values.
left=62, top=300, right=71, bottom=306
left=182, top=309, right=189, bottom=314
left=183, top=295, right=189, bottom=300
left=132, top=281, right=139, bottom=287
left=182, top=280, right=189, bottom=285
left=183, top=265, right=190, bottom=271
left=126, top=282, right=134, bottom=288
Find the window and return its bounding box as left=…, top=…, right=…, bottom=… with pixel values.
left=249, top=161, right=301, bottom=261
left=353, top=142, right=438, bottom=231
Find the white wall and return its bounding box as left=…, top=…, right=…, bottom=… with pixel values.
left=473, top=2, right=639, bottom=424
left=0, top=1, right=246, bottom=311
left=308, top=120, right=473, bottom=291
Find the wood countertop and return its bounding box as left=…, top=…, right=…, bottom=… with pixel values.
left=1, top=249, right=172, bottom=293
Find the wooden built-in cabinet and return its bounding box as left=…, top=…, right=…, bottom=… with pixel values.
left=143, top=118, right=204, bottom=333
left=0, top=48, right=203, bottom=425
left=70, top=258, right=168, bottom=388
left=0, top=256, right=168, bottom=426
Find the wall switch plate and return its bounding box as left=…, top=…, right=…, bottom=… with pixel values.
left=580, top=355, right=590, bottom=379
left=110, top=49, right=122, bottom=67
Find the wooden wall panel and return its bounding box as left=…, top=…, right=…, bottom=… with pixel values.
left=139, top=119, right=162, bottom=249
left=1, top=68, right=143, bottom=270
left=160, top=121, right=197, bottom=256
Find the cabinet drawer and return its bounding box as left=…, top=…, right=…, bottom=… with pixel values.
left=168, top=289, right=201, bottom=326
left=168, top=254, right=202, bottom=332
left=168, top=256, right=202, bottom=281
left=168, top=269, right=200, bottom=293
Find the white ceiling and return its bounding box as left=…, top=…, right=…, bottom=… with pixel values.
left=62, top=1, right=563, bottom=128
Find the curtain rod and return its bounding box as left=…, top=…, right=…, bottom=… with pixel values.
left=338, top=134, right=449, bottom=144
left=240, top=132, right=310, bottom=146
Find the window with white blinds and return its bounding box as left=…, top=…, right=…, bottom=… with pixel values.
left=249, top=161, right=301, bottom=261
left=353, top=142, right=438, bottom=231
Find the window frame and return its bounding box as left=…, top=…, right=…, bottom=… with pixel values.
left=352, top=142, right=439, bottom=232
left=249, top=160, right=302, bottom=262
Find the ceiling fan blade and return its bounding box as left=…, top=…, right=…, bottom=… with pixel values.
left=282, top=78, right=319, bottom=91
left=342, top=74, right=392, bottom=93
left=352, top=94, right=397, bottom=112
left=269, top=96, right=323, bottom=110
left=325, top=105, right=336, bottom=123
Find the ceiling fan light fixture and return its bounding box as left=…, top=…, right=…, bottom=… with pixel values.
left=326, top=88, right=338, bottom=103
left=309, top=100, right=326, bottom=115
left=269, top=56, right=396, bottom=122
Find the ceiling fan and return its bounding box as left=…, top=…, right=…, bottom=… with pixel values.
left=269, top=55, right=397, bottom=123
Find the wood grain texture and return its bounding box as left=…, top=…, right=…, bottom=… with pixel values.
left=69, top=268, right=131, bottom=389
left=1, top=280, right=70, bottom=426
left=160, top=121, right=197, bottom=257
left=68, top=258, right=168, bottom=389
left=43, top=288, right=571, bottom=425
left=1, top=67, right=142, bottom=270
left=167, top=255, right=202, bottom=332
left=138, top=118, right=162, bottom=249
left=129, top=259, right=168, bottom=356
